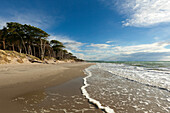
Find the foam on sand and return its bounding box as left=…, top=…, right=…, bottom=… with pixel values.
left=81, top=66, right=115, bottom=113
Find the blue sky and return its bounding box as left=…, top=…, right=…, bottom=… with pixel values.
left=0, top=0, right=170, bottom=61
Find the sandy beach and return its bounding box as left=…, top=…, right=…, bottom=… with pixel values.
left=0, top=63, right=103, bottom=113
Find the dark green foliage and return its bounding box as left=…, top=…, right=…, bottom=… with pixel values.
left=0, top=22, right=83, bottom=61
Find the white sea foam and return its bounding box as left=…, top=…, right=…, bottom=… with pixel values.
left=97, top=63, right=170, bottom=91
left=81, top=63, right=170, bottom=113
left=81, top=65, right=115, bottom=113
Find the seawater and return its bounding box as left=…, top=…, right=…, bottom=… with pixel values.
left=82, top=61, right=170, bottom=113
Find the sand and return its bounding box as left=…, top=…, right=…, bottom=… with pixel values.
left=0, top=63, right=103, bottom=113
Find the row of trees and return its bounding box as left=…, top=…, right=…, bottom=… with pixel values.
left=0, top=22, right=82, bottom=61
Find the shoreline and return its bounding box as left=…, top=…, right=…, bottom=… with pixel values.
left=81, top=66, right=115, bottom=113
left=0, top=62, right=103, bottom=113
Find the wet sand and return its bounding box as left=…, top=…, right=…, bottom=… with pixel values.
left=0, top=63, right=103, bottom=113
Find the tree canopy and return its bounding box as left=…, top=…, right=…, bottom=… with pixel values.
left=0, top=22, right=82, bottom=61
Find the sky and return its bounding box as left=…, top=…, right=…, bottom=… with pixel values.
left=0, top=0, right=170, bottom=61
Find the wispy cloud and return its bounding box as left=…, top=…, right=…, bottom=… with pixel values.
left=108, top=41, right=170, bottom=61
left=122, top=0, right=170, bottom=27
left=77, top=41, right=170, bottom=61
left=107, top=52, right=170, bottom=61
left=0, top=10, right=62, bottom=29
left=121, top=0, right=170, bottom=27
left=49, top=35, right=85, bottom=52
left=75, top=52, right=112, bottom=60
left=112, top=42, right=170, bottom=54
left=87, top=43, right=112, bottom=49
left=106, top=40, right=114, bottom=43
left=34, top=35, right=170, bottom=61
left=100, top=0, right=170, bottom=27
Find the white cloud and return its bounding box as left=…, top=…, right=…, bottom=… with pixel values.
left=0, top=18, right=6, bottom=28
left=49, top=35, right=85, bottom=52
left=121, top=0, right=170, bottom=27
left=88, top=43, right=112, bottom=49
left=106, top=40, right=114, bottom=43
left=107, top=52, right=170, bottom=61
left=75, top=53, right=111, bottom=60
left=48, top=36, right=170, bottom=61
left=112, top=42, right=170, bottom=55
left=101, top=0, right=170, bottom=27
left=79, top=41, right=170, bottom=61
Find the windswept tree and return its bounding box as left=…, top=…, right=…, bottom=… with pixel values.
left=50, top=40, right=65, bottom=60
left=6, top=22, right=50, bottom=60
left=0, top=27, right=8, bottom=50
left=0, top=22, right=82, bottom=61
left=37, top=29, right=49, bottom=60
left=6, top=22, right=27, bottom=54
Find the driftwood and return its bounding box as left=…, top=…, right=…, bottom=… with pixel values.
left=28, top=59, right=43, bottom=63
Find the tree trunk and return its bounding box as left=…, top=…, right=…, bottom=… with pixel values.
left=30, top=46, right=32, bottom=55
left=18, top=45, right=22, bottom=53
left=51, top=49, right=54, bottom=57
left=53, top=51, right=56, bottom=58
left=28, top=45, right=32, bottom=55
left=61, top=51, right=63, bottom=59
left=38, top=47, right=41, bottom=58
left=43, top=41, right=46, bottom=54
left=48, top=49, right=50, bottom=58
left=12, top=44, right=15, bottom=51
left=16, top=32, right=27, bottom=54
left=33, top=46, right=36, bottom=56
left=27, top=45, right=30, bottom=55
left=40, top=39, right=43, bottom=60
left=2, top=40, right=5, bottom=50
left=50, top=49, right=53, bottom=57
left=40, top=39, right=46, bottom=60
left=23, top=42, right=27, bottom=55
left=20, top=48, right=22, bottom=53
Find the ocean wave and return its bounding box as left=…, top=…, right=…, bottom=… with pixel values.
left=81, top=66, right=115, bottom=113
left=97, top=63, right=170, bottom=92
left=81, top=63, right=170, bottom=113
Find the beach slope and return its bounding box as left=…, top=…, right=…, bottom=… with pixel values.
left=0, top=63, right=101, bottom=113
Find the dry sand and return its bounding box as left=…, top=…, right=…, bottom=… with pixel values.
left=0, top=63, right=103, bottom=113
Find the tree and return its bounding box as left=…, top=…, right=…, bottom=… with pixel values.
left=6, top=22, right=50, bottom=60
left=0, top=22, right=81, bottom=61
left=0, top=27, right=8, bottom=50
left=50, top=40, right=65, bottom=59
left=37, top=29, right=49, bottom=60
left=6, top=22, right=28, bottom=54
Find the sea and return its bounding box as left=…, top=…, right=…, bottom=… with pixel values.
left=81, top=61, right=170, bottom=113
